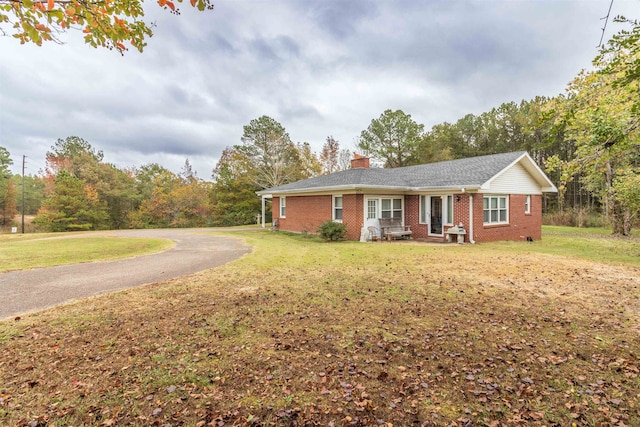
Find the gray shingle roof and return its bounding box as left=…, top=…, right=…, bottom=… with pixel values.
left=259, top=151, right=528, bottom=194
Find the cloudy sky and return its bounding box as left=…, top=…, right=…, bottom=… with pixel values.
left=1, top=0, right=637, bottom=178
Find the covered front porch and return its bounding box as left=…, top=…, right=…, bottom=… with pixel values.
left=362, top=193, right=473, bottom=243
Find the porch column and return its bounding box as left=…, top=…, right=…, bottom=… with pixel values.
left=468, top=194, right=475, bottom=243
left=260, top=194, right=272, bottom=228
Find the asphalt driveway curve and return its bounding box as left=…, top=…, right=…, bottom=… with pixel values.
left=0, top=228, right=252, bottom=319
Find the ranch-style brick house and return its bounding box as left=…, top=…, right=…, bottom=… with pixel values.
left=257, top=151, right=557, bottom=243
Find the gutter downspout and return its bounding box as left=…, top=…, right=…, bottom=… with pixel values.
left=468, top=194, right=475, bottom=244
left=261, top=195, right=266, bottom=228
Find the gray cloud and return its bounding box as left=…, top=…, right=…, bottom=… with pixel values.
left=1, top=0, right=637, bottom=178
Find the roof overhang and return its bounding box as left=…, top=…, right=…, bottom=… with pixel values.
left=257, top=184, right=482, bottom=197
left=257, top=185, right=406, bottom=197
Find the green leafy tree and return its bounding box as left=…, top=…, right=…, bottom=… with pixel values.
left=239, top=115, right=301, bottom=188
left=35, top=170, right=109, bottom=231
left=12, top=174, right=45, bottom=215
left=614, top=168, right=640, bottom=225
left=597, top=16, right=640, bottom=108
left=96, top=164, right=138, bottom=229
left=212, top=119, right=322, bottom=225
left=357, top=109, right=425, bottom=168
left=0, top=147, right=16, bottom=226
left=0, top=146, right=11, bottom=177
left=413, top=128, right=453, bottom=165
left=45, top=136, right=137, bottom=229
left=544, top=154, right=579, bottom=213
left=168, top=178, right=211, bottom=227
left=553, top=59, right=639, bottom=235
left=585, top=16, right=640, bottom=233
left=133, top=163, right=180, bottom=203
left=295, top=142, right=322, bottom=180
left=1, top=179, right=17, bottom=226
left=0, top=0, right=213, bottom=54
left=128, top=186, right=173, bottom=228
left=209, top=147, right=261, bottom=226
left=129, top=164, right=209, bottom=228
left=46, top=136, right=103, bottom=168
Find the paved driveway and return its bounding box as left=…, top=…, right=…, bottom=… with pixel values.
left=0, top=229, right=251, bottom=319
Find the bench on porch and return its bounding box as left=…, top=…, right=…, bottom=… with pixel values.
left=379, top=217, right=412, bottom=241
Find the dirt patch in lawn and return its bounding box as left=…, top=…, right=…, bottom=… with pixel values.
left=1, top=234, right=639, bottom=426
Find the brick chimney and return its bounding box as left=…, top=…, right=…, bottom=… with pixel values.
left=350, top=154, right=370, bottom=169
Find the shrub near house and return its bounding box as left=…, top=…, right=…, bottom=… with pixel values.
left=317, top=220, right=347, bottom=241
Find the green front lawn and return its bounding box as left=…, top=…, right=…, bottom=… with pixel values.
left=478, top=225, right=640, bottom=267
left=0, top=228, right=638, bottom=426
left=0, top=236, right=173, bottom=272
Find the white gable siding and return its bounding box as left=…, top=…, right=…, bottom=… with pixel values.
left=484, top=163, right=542, bottom=194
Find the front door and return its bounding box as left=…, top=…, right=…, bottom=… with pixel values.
left=364, top=198, right=379, bottom=239
left=430, top=196, right=443, bottom=235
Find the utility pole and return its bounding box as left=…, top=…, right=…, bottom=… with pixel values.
left=22, top=155, right=25, bottom=234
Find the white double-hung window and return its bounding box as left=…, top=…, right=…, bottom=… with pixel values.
left=483, top=195, right=508, bottom=224
left=381, top=198, right=402, bottom=218
left=333, top=196, right=343, bottom=222
left=280, top=196, right=286, bottom=217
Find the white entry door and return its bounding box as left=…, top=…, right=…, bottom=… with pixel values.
left=364, top=198, right=379, bottom=239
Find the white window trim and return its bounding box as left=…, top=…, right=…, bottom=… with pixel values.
left=332, top=195, right=343, bottom=222
left=445, top=195, right=454, bottom=226
left=380, top=197, right=403, bottom=219
left=525, top=195, right=531, bottom=214
left=363, top=196, right=404, bottom=222
left=419, top=195, right=427, bottom=224
left=483, top=195, right=509, bottom=225
left=419, top=195, right=454, bottom=225
left=280, top=196, right=286, bottom=218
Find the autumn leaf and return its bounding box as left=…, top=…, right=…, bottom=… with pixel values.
left=166, top=1, right=175, bottom=11
left=47, top=0, right=54, bottom=10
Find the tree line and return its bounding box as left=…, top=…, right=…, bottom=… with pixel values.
left=1, top=16, right=638, bottom=234
left=0, top=127, right=354, bottom=232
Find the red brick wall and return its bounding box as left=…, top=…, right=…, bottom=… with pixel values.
left=405, top=195, right=425, bottom=237
left=453, top=195, right=471, bottom=231
left=274, top=193, right=542, bottom=242
left=273, top=195, right=332, bottom=234
left=273, top=194, right=364, bottom=240
left=343, top=194, right=364, bottom=240
left=471, top=194, right=542, bottom=242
